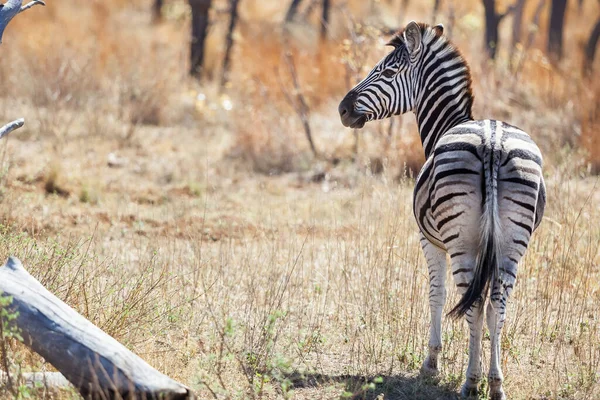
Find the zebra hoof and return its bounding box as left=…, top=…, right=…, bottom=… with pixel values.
left=488, top=376, right=505, bottom=400
left=460, top=383, right=479, bottom=399
left=489, top=388, right=506, bottom=400
left=420, top=357, right=439, bottom=377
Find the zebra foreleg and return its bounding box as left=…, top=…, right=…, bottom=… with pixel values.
left=419, top=234, right=447, bottom=375
left=486, top=260, right=517, bottom=400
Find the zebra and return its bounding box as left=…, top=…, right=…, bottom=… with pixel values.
left=338, top=21, right=545, bottom=400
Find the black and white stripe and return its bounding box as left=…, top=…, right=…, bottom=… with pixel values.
left=339, top=21, right=545, bottom=400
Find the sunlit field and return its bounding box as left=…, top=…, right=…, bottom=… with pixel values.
left=0, top=0, right=598, bottom=399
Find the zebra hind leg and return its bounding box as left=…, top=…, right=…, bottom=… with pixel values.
left=419, top=234, right=447, bottom=376
left=486, top=259, right=517, bottom=400
left=460, top=300, right=484, bottom=398
left=450, top=254, right=484, bottom=397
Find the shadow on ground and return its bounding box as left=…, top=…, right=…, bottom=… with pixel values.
left=286, top=370, right=460, bottom=400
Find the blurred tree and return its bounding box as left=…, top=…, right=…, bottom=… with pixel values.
left=153, top=0, right=163, bottom=22
left=221, top=0, right=241, bottom=88
left=512, top=0, right=545, bottom=77
left=447, top=2, right=456, bottom=38
left=402, top=0, right=410, bottom=16
left=482, top=0, right=514, bottom=59
left=547, top=0, right=567, bottom=61
left=189, top=0, right=212, bottom=78
left=584, top=14, right=600, bottom=75
left=301, top=0, right=320, bottom=19
left=285, top=0, right=303, bottom=22
left=285, top=0, right=331, bottom=38
left=321, top=0, right=330, bottom=39
left=432, top=0, right=441, bottom=21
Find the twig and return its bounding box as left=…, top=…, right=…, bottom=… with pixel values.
left=280, top=51, right=318, bottom=156
left=0, top=118, right=24, bottom=140
left=20, top=0, right=45, bottom=13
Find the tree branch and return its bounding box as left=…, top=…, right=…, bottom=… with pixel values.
left=0, top=118, right=24, bottom=139
left=20, top=0, right=45, bottom=13
left=0, top=0, right=45, bottom=44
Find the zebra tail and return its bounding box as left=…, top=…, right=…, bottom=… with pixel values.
left=448, top=146, right=502, bottom=319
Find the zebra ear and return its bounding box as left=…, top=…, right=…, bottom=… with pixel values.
left=403, top=21, right=422, bottom=55
left=433, top=24, right=444, bottom=35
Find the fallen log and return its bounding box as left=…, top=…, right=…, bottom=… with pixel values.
left=0, top=257, right=193, bottom=399
left=1, top=371, right=71, bottom=389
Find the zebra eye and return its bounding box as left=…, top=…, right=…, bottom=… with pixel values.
left=382, top=69, right=396, bottom=78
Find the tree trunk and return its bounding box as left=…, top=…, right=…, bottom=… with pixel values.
left=482, top=0, right=501, bottom=59
left=153, top=0, right=164, bottom=22
left=584, top=16, right=600, bottom=75
left=320, top=0, right=330, bottom=39
left=285, top=0, right=303, bottom=22
left=220, top=0, right=240, bottom=89
left=189, top=0, right=212, bottom=78
left=547, top=0, right=567, bottom=61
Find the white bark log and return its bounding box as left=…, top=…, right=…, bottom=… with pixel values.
left=0, top=257, right=193, bottom=399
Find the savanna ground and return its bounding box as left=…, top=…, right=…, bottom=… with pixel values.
left=0, top=0, right=599, bottom=399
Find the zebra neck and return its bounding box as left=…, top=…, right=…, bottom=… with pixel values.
left=415, top=92, right=473, bottom=159
left=412, top=46, right=474, bottom=159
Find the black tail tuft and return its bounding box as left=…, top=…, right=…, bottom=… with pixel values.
left=448, top=229, right=497, bottom=319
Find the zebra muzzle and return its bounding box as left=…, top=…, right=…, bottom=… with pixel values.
left=338, top=92, right=367, bottom=129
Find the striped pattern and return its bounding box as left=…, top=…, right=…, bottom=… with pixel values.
left=338, top=22, right=546, bottom=400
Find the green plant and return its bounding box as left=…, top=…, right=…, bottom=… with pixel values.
left=0, top=294, right=26, bottom=398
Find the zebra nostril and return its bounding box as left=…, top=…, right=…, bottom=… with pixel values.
left=339, top=92, right=357, bottom=123
left=338, top=100, right=353, bottom=118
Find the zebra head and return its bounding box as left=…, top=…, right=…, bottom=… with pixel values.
left=339, top=21, right=443, bottom=128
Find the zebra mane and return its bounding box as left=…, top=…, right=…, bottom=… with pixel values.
left=387, top=22, right=474, bottom=119
left=387, top=22, right=444, bottom=49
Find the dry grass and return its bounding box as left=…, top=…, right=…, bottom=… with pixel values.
left=0, top=0, right=598, bottom=399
